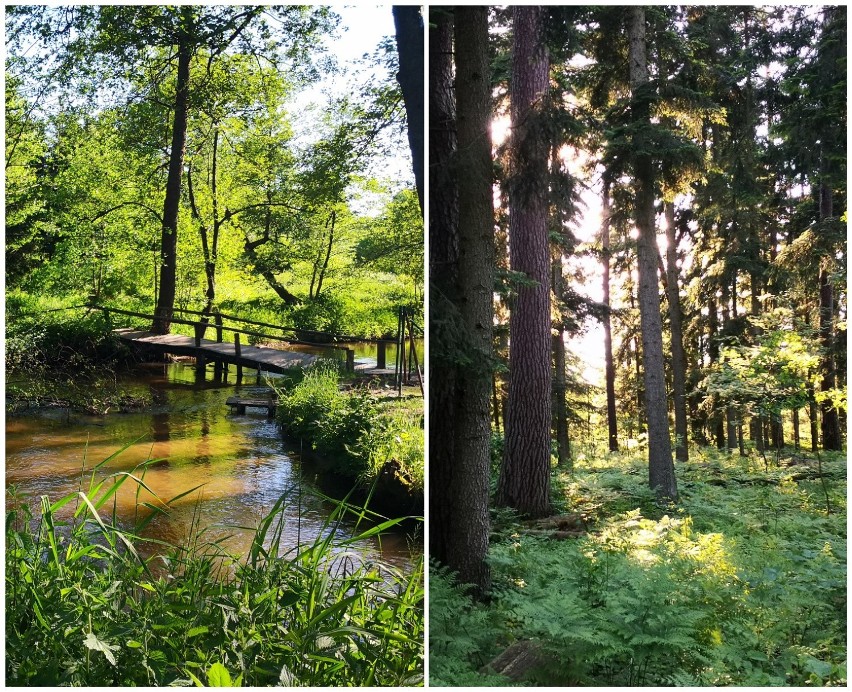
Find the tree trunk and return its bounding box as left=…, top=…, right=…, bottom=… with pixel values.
left=243, top=207, right=300, bottom=306
left=708, top=295, right=725, bottom=449
left=664, top=203, right=688, bottom=461
left=392, top=6, right=425, bottom=215
left=314, top=210, right=335, bottom=299
left=726, top=407, right=737, bottom=453
left=497, top=5, right=552, bottom=518
left=627, top=6, right=677, bottom=501
left=601, top=175, right=619, bottom=452
left=153, top=23, right=192, bottom=334
left=552, top=331, right=571, bottom=469
left=818, top=172, right=841, bottom=450
left=427, top=8, right=463, bottom=587
left=792, top=408, right=800, bottom=450
left=808, top=392, right=819, bottom=452
left=446, top=5, right=494, bottom=595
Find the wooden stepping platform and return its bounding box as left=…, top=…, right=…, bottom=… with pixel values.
left=226, top=396, right=277, bottom=418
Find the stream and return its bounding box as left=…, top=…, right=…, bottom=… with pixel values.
left=5, top=362, right=421, bottom=571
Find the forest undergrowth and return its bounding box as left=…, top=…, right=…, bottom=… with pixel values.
left=430, top=446, right=846, bottom=687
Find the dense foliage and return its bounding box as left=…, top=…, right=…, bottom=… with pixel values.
left=430, top=448, right=846, bottom=686
left=274, top=362, right=424, bottom=497
left=6, top=6, right=423, bottom=339
left=6, top=474, right=424, bottom=687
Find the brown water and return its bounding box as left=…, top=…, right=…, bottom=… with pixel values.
left=5, top=363, right=420, bottom=570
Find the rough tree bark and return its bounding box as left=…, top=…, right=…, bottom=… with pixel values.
left=392, top=5, right=425, bottom=215
left=627, top=6, right=677, bottom=501
left=497, top=5, right=552, bottom=518
left=427, top=8, right=466, bottom=588
left=450, top=5, right=494, bottom=593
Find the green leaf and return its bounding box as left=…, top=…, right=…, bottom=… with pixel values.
left=83, top=630, right=118, bottom=666
left=206, top=662, right=232, bottom=687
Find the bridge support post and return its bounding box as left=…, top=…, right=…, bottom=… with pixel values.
left=195, top=355, right=206, bottom=377
left=377, top=341, right=387, bottom=369
left=194, top=323, right=204, bottom=347
left=346, top=348, right=355, bottom=372
left=234, top=333, right=242, bottom=357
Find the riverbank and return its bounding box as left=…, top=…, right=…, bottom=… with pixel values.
left=273, top=362, right=424, bottom=518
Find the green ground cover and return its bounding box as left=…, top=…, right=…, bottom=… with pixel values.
left=430, top=447, right=846, bottom=687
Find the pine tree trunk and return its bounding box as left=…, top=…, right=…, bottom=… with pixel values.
left=427, top=9, right=460, bottom=575
left=552, top=331, right=571, bottom=468
left=793, top=409, right=800, bottom=450
left=707, top=295, right=725, bottom=449
left=153, top=23, right=192, bottom=335
left=818, top=172, right=841, bottom=450
left=664, top=203, right=688, bottom=461
left=726, top=407, right=737, bottom=453
left=601, top=176, right=619, bottom=452
left=449, top=5, right=494, bottom=593
left=627, top=6, right=677, bottom=501
left=497, top=5, right=552, bottom=517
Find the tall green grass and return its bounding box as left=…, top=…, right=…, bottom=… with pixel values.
left=6, top=459, right=424, bottom=687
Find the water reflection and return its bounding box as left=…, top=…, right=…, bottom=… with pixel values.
left=5, top=363, right=420, bottom=570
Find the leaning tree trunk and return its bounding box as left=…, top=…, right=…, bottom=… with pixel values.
left=449, top=5, right=494, bottom=595
left=153, top=26, right=192, bottom=335
left=627, top=6, right=677, bottom=501
left=664, top=203, right=688, bottom=461
left=497, top=5, right=552, bottom=518
left=392, top=6, right=425, bottom=215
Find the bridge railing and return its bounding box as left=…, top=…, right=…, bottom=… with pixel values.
left=88, top=304, right=358, bottom=371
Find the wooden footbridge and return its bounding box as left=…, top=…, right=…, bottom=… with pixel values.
left=90, top=304, right=423, bottom=393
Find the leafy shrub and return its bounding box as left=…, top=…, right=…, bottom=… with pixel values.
left=274, top=363, right=424, bottom=492
left=6, top=294, right=132, bottom=374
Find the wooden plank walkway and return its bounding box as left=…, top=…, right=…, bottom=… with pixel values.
left=115, top=328, right=317, bottom=374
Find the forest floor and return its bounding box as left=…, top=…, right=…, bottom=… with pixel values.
left=430, top=445, right=846, bottom=687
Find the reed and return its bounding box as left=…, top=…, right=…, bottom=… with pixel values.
left=6, top=463, right=424, bottom=687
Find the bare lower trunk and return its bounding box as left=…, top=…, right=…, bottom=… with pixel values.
left=450, top=5, right=494, bottom=594
left=818, top=166, right=841, bottom=451
left=628, top=6, right=676, bottom=501
left=498, top=5, right=552, bottom=517
left=664, top=203, right=688, bottom=461
left=427, top=9, right=459, bottom=578
left=601, top=176, right=618, bottom=452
